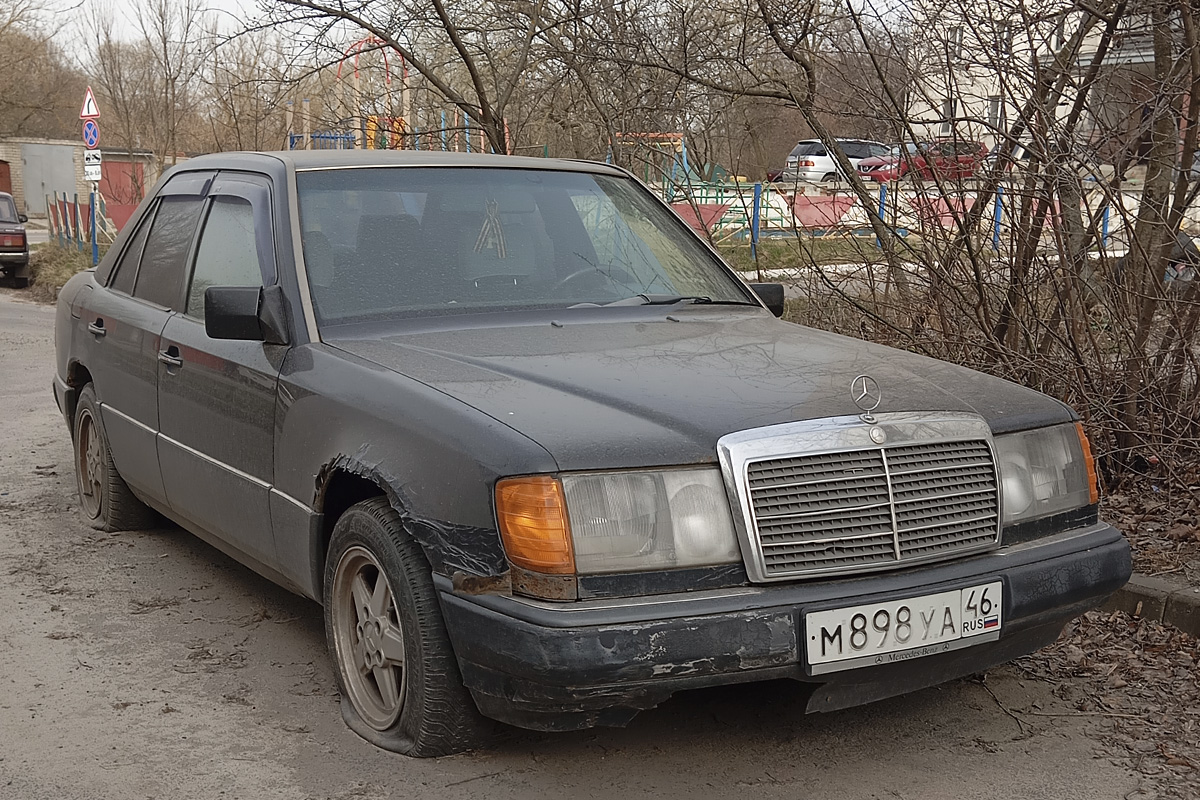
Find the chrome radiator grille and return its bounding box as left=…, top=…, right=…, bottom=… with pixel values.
left=746, top=439, right=999, bottom=578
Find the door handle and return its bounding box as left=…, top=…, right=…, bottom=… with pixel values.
left=158, top=346, right=183, bottom=369
left=87, top=319, right=106, bottom=337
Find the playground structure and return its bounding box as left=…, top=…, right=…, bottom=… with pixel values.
left=605, top=133, right=702, bottom=198
left=285, top=36, right=508, bottom=155
left=659, top=175, right=1200, bottom=267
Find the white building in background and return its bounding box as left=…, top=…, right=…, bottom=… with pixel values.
left=903, top=0, right=1069, bottom=149
left=903, top=0, right=1165, bottom=156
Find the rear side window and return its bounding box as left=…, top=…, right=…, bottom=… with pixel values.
left=185, top=197, right=263, bottom=319
left=790, top=142, right=826, bottom=157
left=110, top=207, right=155, bottom=295
left=0, top=196, right=18, bottom=223
left=134, top=196, right=204, bottom=308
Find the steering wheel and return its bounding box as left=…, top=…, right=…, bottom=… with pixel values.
left=551, top=265, right=636, bottom=296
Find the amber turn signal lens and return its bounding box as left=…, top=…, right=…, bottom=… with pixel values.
left=1075, top=422, right=1100, bottom=505
left=495, top=476, right=575, bottom=574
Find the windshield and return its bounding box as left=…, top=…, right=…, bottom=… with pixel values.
left=0, top=197, right=18, bottom=224
left=296, top=167, right=753, bottom=324
left=889, top=143, right=921, bottom=157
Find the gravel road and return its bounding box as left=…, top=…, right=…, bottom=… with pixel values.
left=0, top=290, right=1148, bottom=800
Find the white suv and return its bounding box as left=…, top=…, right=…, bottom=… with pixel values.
left=780, top=139, right=890, bottom=183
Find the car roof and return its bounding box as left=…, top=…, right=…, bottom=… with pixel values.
left=172, top=149, right=628, bottom=177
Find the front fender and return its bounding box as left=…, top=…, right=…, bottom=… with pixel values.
left=273, top=343, right=559, bottom=590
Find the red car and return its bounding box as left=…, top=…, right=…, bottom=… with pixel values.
left=857, top=140, right=987, bottom=182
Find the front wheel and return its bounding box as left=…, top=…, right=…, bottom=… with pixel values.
left=324, top=497, right=491, bottom=756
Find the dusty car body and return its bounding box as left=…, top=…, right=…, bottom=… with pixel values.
left=54, top=150, right=1130, bottom=756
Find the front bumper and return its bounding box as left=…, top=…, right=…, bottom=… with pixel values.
left=438, top=523, right=1130, bottom=731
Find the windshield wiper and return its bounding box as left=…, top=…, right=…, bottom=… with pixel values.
left=604, top=294, right=757, bottom=307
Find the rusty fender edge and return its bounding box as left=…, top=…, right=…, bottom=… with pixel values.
left=313, top=453, right=509, bottom=585
left=434, top=523, right=1131, bottom=732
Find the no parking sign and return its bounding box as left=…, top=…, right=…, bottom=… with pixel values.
left=82, top=119, right=99, bottom=149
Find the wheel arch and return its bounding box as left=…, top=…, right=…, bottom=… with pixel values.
left=63, top=360, right=94, bottom=431
left=312, top=462, right=390, bottom=601
left=310, top=454, right=511, bottom=601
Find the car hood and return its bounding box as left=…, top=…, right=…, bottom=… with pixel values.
left=325, top=310, right=1074, bottom=470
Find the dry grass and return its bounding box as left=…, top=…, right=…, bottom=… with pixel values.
left=27, top=243, right=104, bottom=303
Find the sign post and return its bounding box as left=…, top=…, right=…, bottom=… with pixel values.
left=80, top=87, right=101, bottom=265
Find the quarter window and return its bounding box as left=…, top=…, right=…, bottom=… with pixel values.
left=109, top=206, right=155, bottom=295
left=133, top=196, right=204, bottom=308
left=186, top=197, right=264, bottom=319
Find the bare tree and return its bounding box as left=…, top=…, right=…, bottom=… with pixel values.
left=265, top=0, right=552, bottom=152
left=0, top=0, right=87, bottom=138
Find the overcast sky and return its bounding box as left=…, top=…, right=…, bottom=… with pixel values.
left=58, top=0, right=261, bottom=49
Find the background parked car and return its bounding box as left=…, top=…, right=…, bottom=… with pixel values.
left=0, top=191, right=30, bottom=288
left=983, top=143, right=1036, bottom=173
left=857, top=140, right=988, bottom=182
left=779, top=139, right=890, bottom=183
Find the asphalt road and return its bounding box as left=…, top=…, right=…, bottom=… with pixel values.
left=0, top=290, right=1144, bottom=800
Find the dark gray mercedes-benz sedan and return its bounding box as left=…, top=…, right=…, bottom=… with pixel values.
left=53, top=150, right=1130, bottom=756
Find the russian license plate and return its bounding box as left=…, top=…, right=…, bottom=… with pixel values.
left=805, top=581, right=1002, bottom=675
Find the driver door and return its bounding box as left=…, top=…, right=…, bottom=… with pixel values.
left=156, top=173, right=286, bottom=567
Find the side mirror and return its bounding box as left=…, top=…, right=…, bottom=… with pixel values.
left=750, top=282, right=785, bottom=317
left=18, top=214, right=27, bottom=223
left=204, top=285, right=290, bottom=345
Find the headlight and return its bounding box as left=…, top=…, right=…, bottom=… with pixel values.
left=994, top=422, right=1098, bottom=526
left=496, top=469, right=741, bottom=575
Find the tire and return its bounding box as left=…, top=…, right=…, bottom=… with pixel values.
left=324, top=497, right=492, bottom=756
left=73, top=384, right=158, bottom=531
left=821, top=172, right=839, bottom=183
left=12, top=276, right=29, bottom=289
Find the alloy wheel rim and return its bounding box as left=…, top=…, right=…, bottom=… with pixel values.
left=76, top=410, right=103, bottom=519
left=331, top=545, right=406, bottom=730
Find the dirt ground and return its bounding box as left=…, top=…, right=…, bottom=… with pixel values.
left=0, top=289, right=1189, bottom=800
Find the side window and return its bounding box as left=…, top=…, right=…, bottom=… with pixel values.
left=109, top=206, right=155, bottom=295
left=134, top=196, right=204, bottom=308
left=186, top=197, right=263, bottom=319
